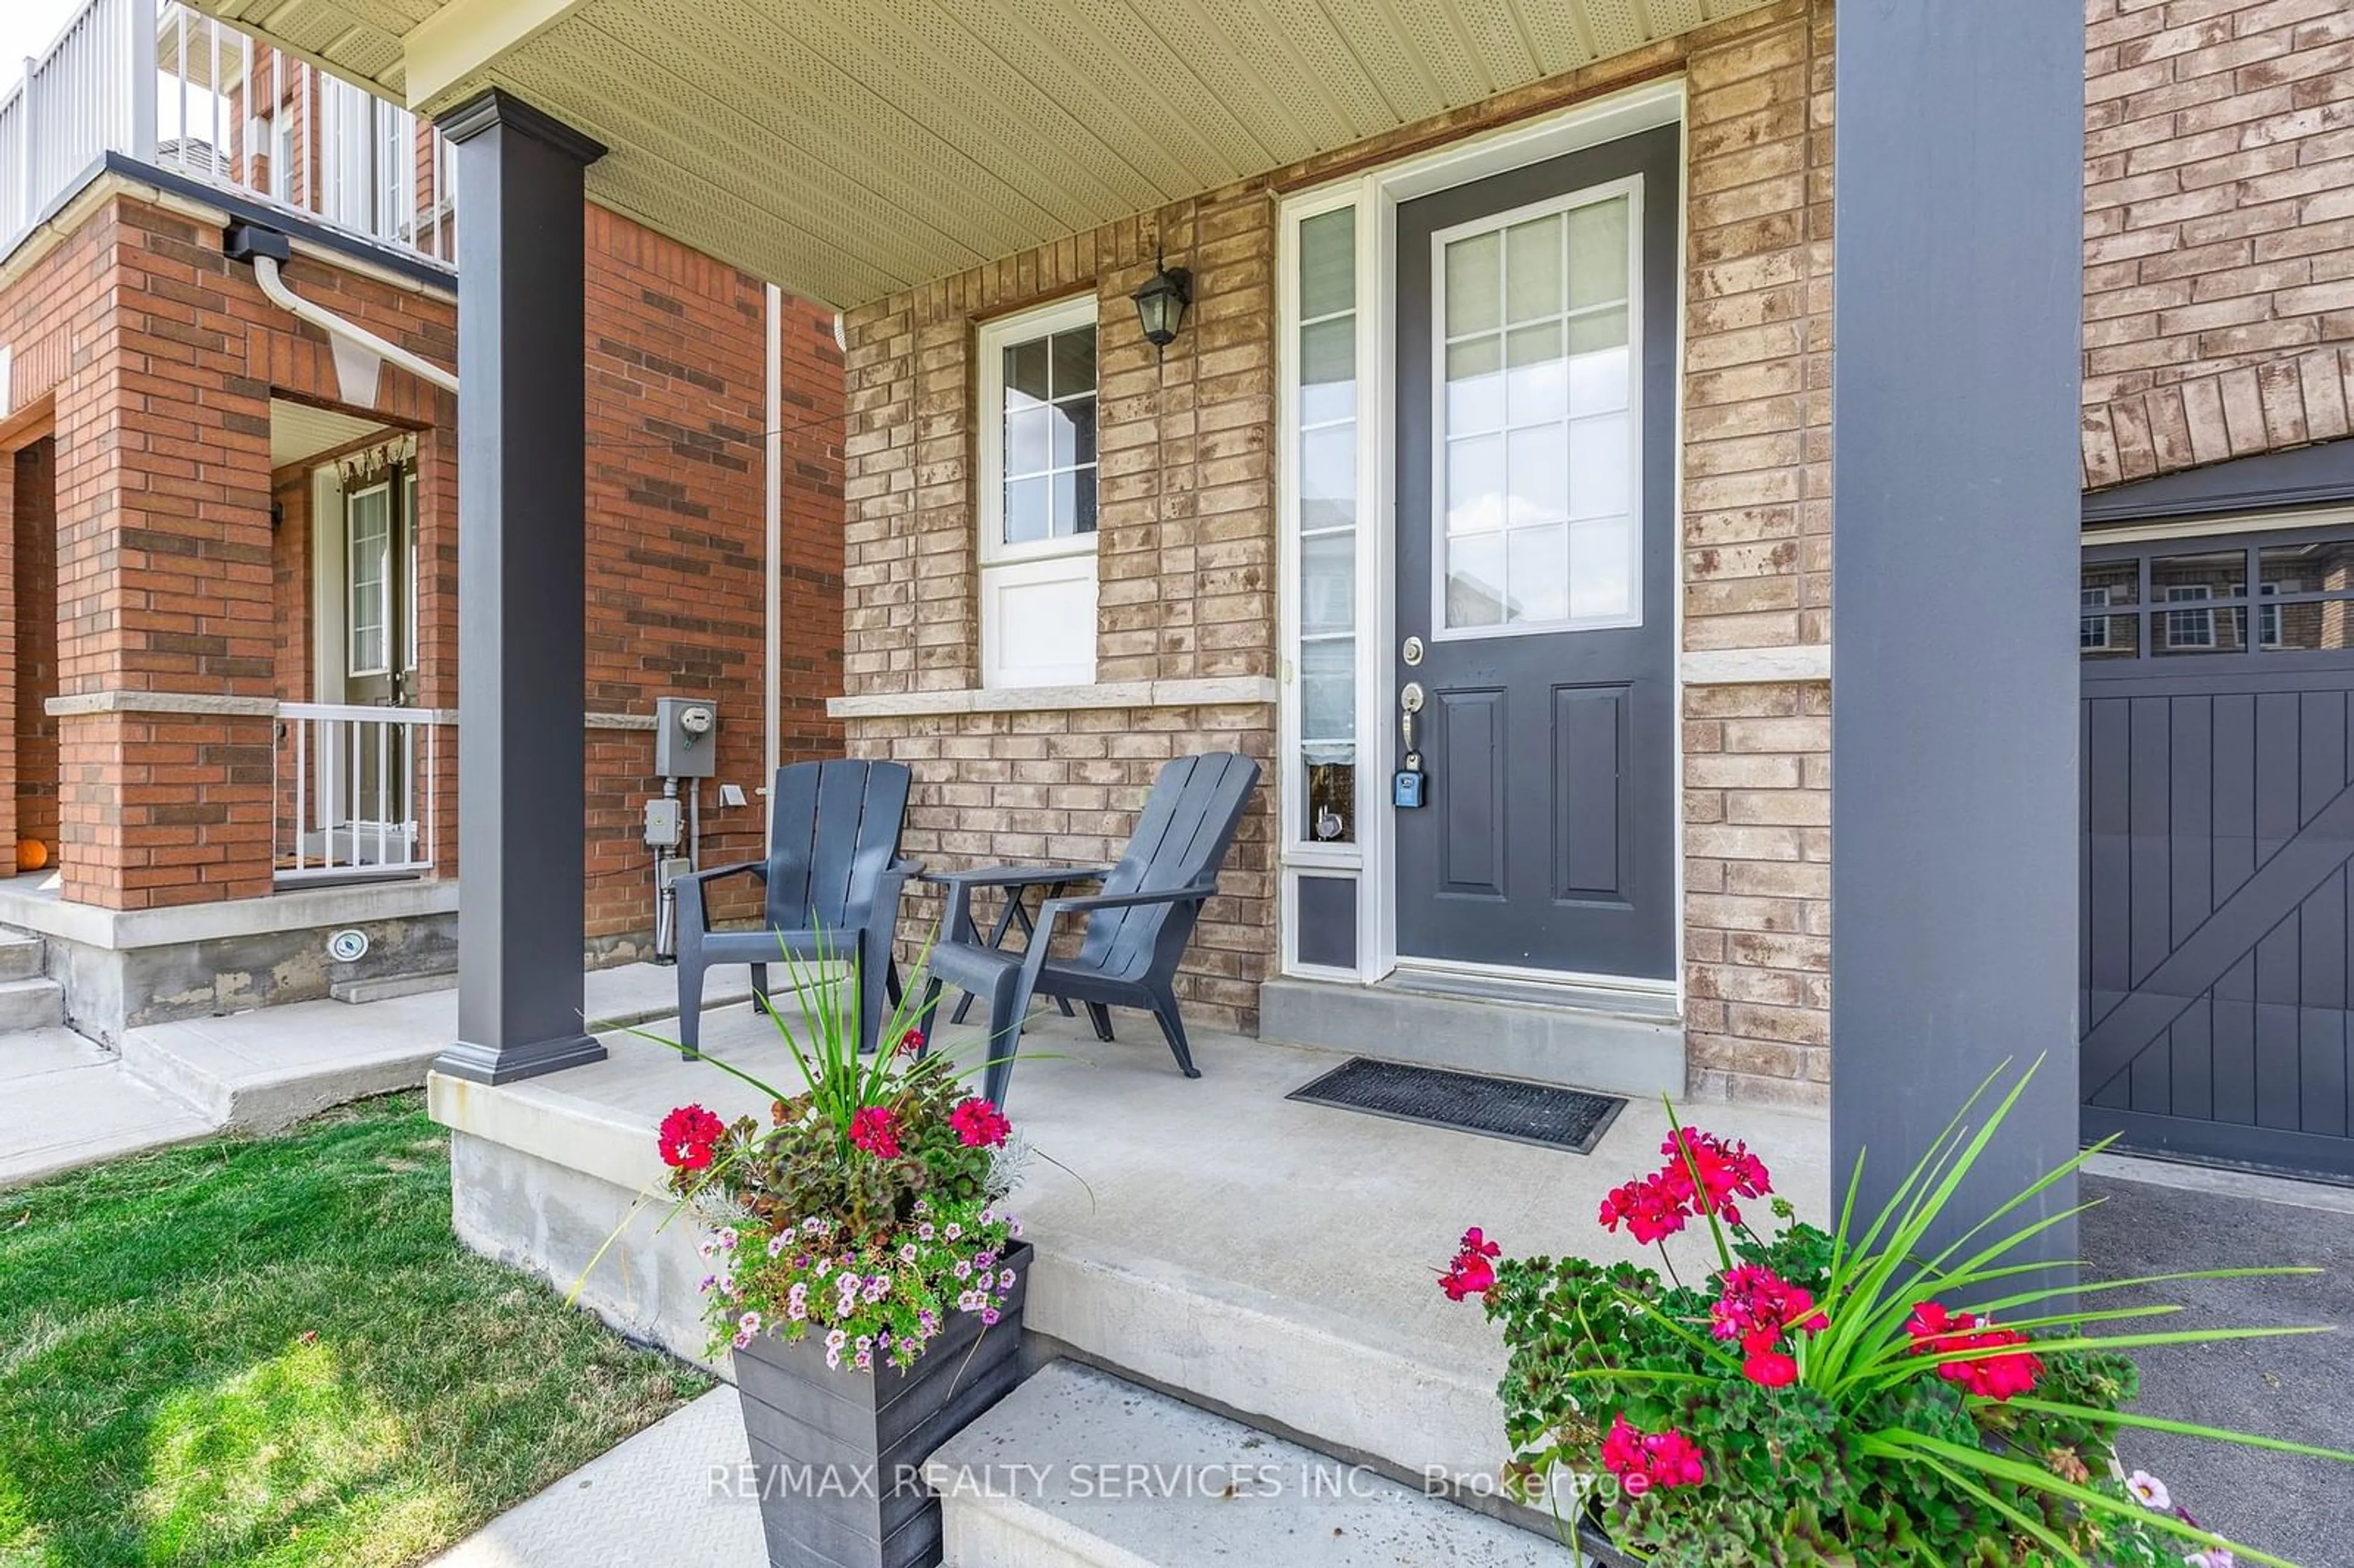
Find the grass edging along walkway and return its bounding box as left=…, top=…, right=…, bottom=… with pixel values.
left=0, top=1092, right=713, bottom=1567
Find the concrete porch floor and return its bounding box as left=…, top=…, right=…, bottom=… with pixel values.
left=429, top=995, right=1833, bottom=1488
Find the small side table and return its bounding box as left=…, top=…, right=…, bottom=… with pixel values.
left=923, top=867, right=1103, bottom=1024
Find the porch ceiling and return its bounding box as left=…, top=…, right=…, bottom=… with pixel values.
left=269, top=398, right=394, bottom=469
left=188, top=0, right=1767, bottom=308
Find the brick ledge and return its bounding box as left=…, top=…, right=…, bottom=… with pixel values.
left=830, top=675, right=1278, bottom=718
left=44, top=692, right=658, bottom=729
left=1681, top=647, right=1830, bottom=685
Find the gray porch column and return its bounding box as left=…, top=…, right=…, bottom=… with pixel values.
left=432, top=90, right=608, bottom=1085
left=1830, top=9, right=2084, bottom=1252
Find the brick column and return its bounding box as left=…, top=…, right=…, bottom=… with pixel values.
left=51, top=209, right=278, bottom=909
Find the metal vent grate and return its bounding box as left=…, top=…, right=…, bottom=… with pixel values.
left=1286, top=1057, right=1625, bottom=1154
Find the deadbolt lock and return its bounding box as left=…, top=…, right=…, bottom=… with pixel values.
left=1402, top=635, right=1425, bottom=667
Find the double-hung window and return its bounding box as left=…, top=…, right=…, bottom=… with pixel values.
left=978, top=297, right=1100, bottom=687
left=2164, top=584, right=2215, bottom=650
left=2079, top=585, right=2111, bottom=650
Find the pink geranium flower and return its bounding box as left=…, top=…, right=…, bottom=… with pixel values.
left=849, top=1105, right=902, bottom=1158
left=950, top=1097, right=1012, bottom=1148
left=659, top=1105, right=726, bottom=1170
left=1599, top=1414, right=1706, bottom=1492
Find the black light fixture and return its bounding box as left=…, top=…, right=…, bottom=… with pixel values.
left=1130, top=246, right=1192, bottom=353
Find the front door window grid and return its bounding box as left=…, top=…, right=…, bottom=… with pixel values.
left=1434, top=188, right=1639, bottom=636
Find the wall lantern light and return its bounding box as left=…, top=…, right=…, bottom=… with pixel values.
left=1130, top=248, right=1192, bottom=353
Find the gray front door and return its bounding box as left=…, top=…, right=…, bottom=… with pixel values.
left=1393, top=126, right=1678, bottom=980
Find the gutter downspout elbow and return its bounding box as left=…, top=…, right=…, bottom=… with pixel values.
left=231, top=224, right=459, bottom=398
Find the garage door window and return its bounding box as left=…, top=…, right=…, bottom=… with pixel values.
left=2082, top=533, right=2354, bottom=661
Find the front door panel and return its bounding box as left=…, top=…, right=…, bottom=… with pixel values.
left=1393, top=125, right=1678, bottom=980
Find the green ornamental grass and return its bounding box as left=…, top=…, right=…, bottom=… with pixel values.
left=1449, top=1060, right=2349, bottom=1567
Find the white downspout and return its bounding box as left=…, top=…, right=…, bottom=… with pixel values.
left=252, top=253, right=460, bottom=397
left=764, top=284, right=783, bottom=800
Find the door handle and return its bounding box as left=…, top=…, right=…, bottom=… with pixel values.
left=1393, top=680, right=1428, bottom=810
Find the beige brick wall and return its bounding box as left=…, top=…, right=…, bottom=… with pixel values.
left=849, top=706, right=1276, bottom=1034
left=839, top=189, right=1281, bottom=1033
left=2083, top=0, right=2354, bottom=486
left=1678, top=3, right=1835, bottom=1102
left=837, top=0, right=1832, bottom=1079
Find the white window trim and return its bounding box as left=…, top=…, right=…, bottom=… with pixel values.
left=345, top=479, right=395, bottom=679
left=1277, top=184, right=1373, bottom=879
left=978, top=294, right=1102, bottom=569
left=2164, top=583, right=2216, bottom=650
left=978, top=294, right=1100, bottom=688
left=2080, top=584, right=2111, bottom=650
left=273, top=113, right=295, bottom=204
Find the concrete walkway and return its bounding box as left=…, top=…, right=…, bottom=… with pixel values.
left=425, top=1389, right=765, bottom=1567
left=0, top=962, right=752, bottom=1189
left=0, top=1028, right=213, bottom=1188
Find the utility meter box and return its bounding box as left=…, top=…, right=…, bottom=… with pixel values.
left=653, top=696, right=720, bottom=778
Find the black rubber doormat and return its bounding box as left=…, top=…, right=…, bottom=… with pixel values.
left=1286, top=1057, right=1625, bottom=1154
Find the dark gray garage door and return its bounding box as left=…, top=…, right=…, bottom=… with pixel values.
left=2082, top=527, right=2354, bottom=1181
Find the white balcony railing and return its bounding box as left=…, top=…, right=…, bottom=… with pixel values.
left=0, top=0, right=454, bottom=264
left=276, top=703, right=443, bottom=883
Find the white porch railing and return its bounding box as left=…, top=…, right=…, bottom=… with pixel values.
left=276, top=702, right=442, bottom=883
left=0, top=0, right=454, bottom=264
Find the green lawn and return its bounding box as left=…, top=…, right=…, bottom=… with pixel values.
left=0, top=1093, right=712, bottom=1567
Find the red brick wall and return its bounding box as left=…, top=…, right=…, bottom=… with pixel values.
left=0, top=183, right=843, bottom=923
left=581, top=209, right=843, bottom=938
left=2084, top=0, right=2354, bottom=485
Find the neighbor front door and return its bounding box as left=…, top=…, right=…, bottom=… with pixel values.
left=342, top=472, right=413, bottom=708
left=1392, top=125, right=1678, bottom=982
left=337, top=470, right=417, bottom=861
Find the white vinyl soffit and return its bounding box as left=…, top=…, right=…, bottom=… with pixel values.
left=186, top=0, right=1771, bottom=308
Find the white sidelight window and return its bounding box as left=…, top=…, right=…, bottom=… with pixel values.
left=979, top=296, right=1099, bottom=688
left=1293, top=205, right=1361, bottom=845
left=1278, top=187, right=1376, bottom=981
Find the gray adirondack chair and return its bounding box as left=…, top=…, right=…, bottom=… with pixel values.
left=921, top=752, right=1260, bottom=1108
left=674, top=759, right=920, bottom=1058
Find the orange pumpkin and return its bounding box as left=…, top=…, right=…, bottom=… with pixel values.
left=15, top=839, right=47, bottom=872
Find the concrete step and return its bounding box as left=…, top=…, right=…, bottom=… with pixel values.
left=330, top=969, right=457, bottom=1005
left=0, top=934, right=44, bottom=983
left=929, top=1361, right=1580, bottom=1568
left=1259, top=975, right=1683, bottom=1098
left=0, top=975, right=65, bottom=1032
left=122, top=967, right=763, bottom=1135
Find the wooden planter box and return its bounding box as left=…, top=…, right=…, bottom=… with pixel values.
left=731, top=1242, right=1032, bottom=1568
